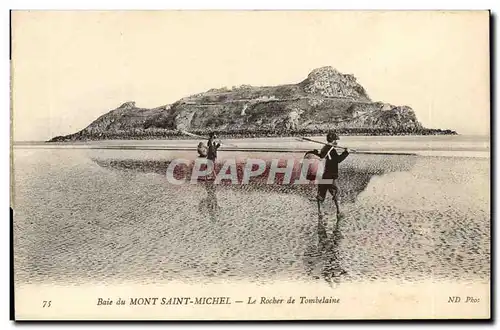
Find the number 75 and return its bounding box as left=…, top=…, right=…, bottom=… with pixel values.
left=42, top=300, right=51, bottom=308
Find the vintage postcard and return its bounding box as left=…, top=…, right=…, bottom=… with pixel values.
left=10, top=10, right=491, bottom=320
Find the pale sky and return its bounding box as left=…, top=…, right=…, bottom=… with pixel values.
left=12, top=10, right=490, bottom=141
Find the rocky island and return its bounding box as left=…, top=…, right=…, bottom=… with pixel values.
left=49, top=67, right=456, bottom=142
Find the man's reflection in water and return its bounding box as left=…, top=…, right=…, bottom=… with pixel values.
left=198, top=181, right=220, bottom=222
left=316, top=212, right=347, bottom=286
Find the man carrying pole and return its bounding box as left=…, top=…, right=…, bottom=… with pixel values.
left=206, top=132, right=221, bottom=180
left=307, top=131, right=349, bottom=219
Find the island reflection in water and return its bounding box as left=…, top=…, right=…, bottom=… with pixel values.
left=89, top=153, right=417, bottom=285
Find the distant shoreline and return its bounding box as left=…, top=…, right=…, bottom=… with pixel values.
left=48, top=128, right=458, bottom=142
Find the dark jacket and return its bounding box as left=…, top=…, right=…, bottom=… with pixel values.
left=313, top=144, right=349, bottom=179
left=207, top=139, right=221, bottom=161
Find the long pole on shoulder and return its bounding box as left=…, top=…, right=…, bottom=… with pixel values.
left=297, top=137, right=357, bottom=153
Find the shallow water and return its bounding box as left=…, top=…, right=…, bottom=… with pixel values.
left=15, top=134, right=490, bottom=157
left=12, top=136, right=490, bottom=286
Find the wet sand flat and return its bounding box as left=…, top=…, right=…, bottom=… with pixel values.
left=12, top=144, right=490, bottom=286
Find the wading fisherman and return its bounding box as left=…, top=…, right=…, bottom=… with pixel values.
left=308, top=131, right=349, bottom=219
left=206, top=132, right=221, bottom=179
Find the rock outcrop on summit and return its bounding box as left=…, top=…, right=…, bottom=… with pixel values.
left=49, top=67, right=455, bottom=142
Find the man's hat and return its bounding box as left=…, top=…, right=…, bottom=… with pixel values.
left=327, top=131, right=339, bottom=141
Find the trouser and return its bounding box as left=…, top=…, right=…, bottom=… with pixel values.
left=207, top=158, right=217, bottom=178
left=316, top=179, right=338, bottom=201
